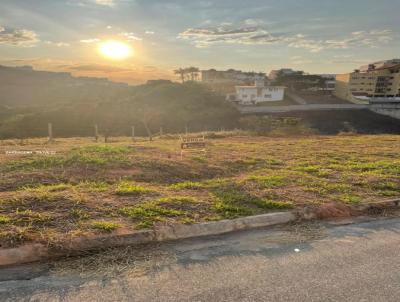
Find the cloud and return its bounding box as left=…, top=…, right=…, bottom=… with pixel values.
left=179, top=25, right=277, bottom=48
left=119, top=32, right=142, bottom=41
left=145, top=31, right=155, bottom=35
left=68, top=0, right=116, bottom=7
left=80, top=38, right=101, bottom=43
left=92, top=0, right=115, bottom=6
left=289, top=56, right=313, bottom=65
left=81, top=33, right=143, bottom=44
left=0, top=26, right=39, bottom=47
left=179, top=23, right=394, bottom=52
left=44, top=41, right=70, bottom=47
left=243, top=19, right=265, bottom=26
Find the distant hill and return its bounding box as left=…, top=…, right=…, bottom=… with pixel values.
left=0, top=65, right=131, bottom=107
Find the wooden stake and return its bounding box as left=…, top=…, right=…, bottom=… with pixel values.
left=131, top=126, right=135, bottom=141
left=94, top=124, right=99, bottom=142
left=48, top=123, right=54, bottom=143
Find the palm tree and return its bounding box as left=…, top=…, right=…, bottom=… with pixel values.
left=174, top=68, right=186, bottom=83
left=185, top=67, right=200, bottom=81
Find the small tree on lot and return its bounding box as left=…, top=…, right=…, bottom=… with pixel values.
left=94, top=102, right=123, bottom=143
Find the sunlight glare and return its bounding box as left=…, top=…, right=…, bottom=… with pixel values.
left=99, top=40, right=132, bottom=60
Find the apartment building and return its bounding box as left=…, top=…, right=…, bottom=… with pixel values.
left=319, top=74, right=336, bottom=91
left=335, top=59, right=400, bottom=102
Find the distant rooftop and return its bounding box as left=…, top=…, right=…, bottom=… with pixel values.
left=359, top=59, right=400, bottom=72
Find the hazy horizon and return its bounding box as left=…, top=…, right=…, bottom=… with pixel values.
left=1, top=0, right=399, bottom=84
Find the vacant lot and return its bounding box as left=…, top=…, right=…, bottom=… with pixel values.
left=0, top=133, right=399, bottom=248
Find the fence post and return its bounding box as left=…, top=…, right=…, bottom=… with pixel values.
left=160, top=127, right=163, bottom=136
left=94, top=124, right=99, bottom=142
left=131, top=126, right=135, bottom=141
left=48, top=123, right=54, bottom=143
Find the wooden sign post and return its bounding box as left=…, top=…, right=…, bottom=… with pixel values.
left=180, top=135, right=206, bottom=159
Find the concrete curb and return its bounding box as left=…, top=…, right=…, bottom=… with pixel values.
left=154, top=212, right=296, bottom=241
left=1, top=199, right=399, bottom=268
left=0, top=212, right=296, bottom=268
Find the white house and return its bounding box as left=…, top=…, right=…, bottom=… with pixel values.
left=229, top=80, right=285, bottom=105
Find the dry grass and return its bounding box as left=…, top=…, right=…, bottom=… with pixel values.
left=0, top=133, right=399, bottom=248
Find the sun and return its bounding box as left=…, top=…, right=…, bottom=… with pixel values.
left=99, top=40, right=133, bottom=60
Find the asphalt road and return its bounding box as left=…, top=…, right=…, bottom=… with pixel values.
left=239, top=103, right=369, bottom=114
left=1, top=217, right=400, bottom=302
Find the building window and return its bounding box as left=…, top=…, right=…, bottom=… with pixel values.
left=264, top=94, right=272, bottom=98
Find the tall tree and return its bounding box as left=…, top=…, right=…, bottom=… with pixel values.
left=185, top=67, right=200, bottom=81
left=174, top=68, right=186, bottom=83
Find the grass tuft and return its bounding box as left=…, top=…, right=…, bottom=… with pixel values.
left=91, top=221, right=120, bottom=232
left=169, top=181, right=205, bottom=190
left=0, top=215, right=11, bottom=224
left=156, top=197, right=198, bottom=204
left=115, top=181, right=151, bottom=196
left=253, top=200, right=294, bottom=210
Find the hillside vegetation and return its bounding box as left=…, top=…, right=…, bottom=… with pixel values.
left=0, top=76, right=239, bottom=138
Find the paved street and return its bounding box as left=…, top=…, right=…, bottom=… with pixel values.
left=239, top=103, right=369, bottom=114
left=1, top=217, right=400, bottom=301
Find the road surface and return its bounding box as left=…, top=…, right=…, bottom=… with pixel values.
left=239, top=103, right=370, bottom=114
left=1, top=217, right=400, bottom=301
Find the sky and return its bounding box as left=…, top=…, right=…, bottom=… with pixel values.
left=0, top=0, right=399, bottom=84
